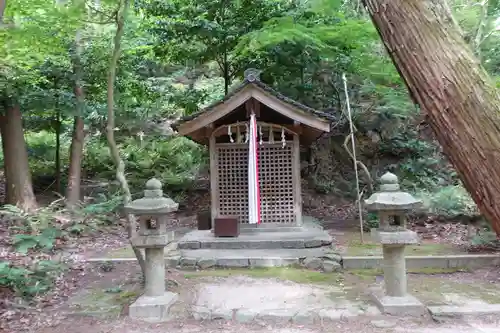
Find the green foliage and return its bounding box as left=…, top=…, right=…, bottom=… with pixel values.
left=0, top=260, right=65, bottom=298
left=3, top=0, right=500, bottom=232
left=417, top=185, right=479, bottom=219
left=470, top=231, right=498, bottom=246
left=82, top=135, right=207, bottom=192
left=0, top=204, right=63, bottom=253
left=364, top=212, right=379, bottom=230
left=0, top=195, right=123, bottom=256
left=1, top=128, right=207, bottom=197
left=12, top=228, right=60, bottom=254
left=1, top=0, right=87, bottom=95
left=138, top=0, right=293, bottom=90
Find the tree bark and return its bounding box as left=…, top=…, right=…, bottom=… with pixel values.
left=105, top=0, right=146, bottom=278
left=0, top=101, right=38, bottom=211
left=66, top=30, right=86, bottom=206
left=363, top=0, right=500, bottom=236
left=66, top=116, right=85, bottom=205
left=55, top=109, right=62, bottom=194
left=0, top=0, right=6, bottom=24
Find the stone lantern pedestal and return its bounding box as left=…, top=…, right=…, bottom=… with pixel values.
left=365, top=172, right=426, bottom=316
left=124, top=178, right=179, bottom=322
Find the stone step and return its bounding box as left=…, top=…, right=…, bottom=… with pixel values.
left=235, top=222, right=323, bottom=234
left=178, top=230, right=333, bottom=250
left=168, top=248, right=341, bottom=269
left=427, top=304, right=500, bottom=316
left=235, top=226, right=311, bottom=233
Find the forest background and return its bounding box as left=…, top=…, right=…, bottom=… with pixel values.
left=1, top=0, right=499, bottom=302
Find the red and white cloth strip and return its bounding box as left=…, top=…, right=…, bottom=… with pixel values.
left=248, top=113, right=261, bottom=225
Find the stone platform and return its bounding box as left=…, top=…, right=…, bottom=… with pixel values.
left=171, top=224, right=341, bottom=270
left=178, top=224, right=332, bottom=250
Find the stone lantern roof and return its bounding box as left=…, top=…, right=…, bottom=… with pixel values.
left=364, top=172, right=422, bottom=212
left=124, top=178, right=179, bottom=215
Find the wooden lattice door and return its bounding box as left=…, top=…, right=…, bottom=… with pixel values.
left=215, top=142, right=296, bottom=224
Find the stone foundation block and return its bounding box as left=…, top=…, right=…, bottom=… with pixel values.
left=292, top=310, right=318, bottom=324
left=129, top=292, right=178, bottom=322
left=322, top=260, right=341, bottom=272
left=211, top=308, right=233, bottom=320
left=192, top=305, right=212, bottom=320
left=197, top=258, right=216, bottom=269
left=249, top=258, right=299, bottom=267
left=217, top=258, right=250, bottom=267
left=178, top=241, right=201, bottom=250
left=303, top=257, right=322, bottom=270
left=370, top=291, right=426, bottom=316
left=165, top=256, right=180, bottom=267
left=427, top=304, right=500, bottom=317
left=180, top=257, right=198, bottom=268
left=234, top=309, right=258, bottom=323
left=257, top=309, right=296, bottom=323
left=304, top=239, right=322, bottom=248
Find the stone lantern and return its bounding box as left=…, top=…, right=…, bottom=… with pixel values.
left=364, top=172, right=425, bottom=316
left=124, top=178, right=179, bottom=322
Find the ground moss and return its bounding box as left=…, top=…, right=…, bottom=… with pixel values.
left=106, top=246, right=135, bottom=259
left=409, top=274, right=500, bottom=305
left=68, top=285, right=141, bottom=317
left=344, top=241, right=461, bottom=256
left=183, top=267, right=345, bottom=284
left=338, top=231, right=465, bottom=256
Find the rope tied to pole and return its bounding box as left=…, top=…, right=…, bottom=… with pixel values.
left=342, top=73, right=365, bottom=243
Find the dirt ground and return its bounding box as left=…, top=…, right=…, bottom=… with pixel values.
left=32, top=315, right=500, bottom=333
left=4, top=260, right=499, bottom=333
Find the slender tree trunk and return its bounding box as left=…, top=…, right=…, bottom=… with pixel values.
left=363, top=0, right=500, bottom=236
left=0, top=101, right=38, bottom=211
left=0, top=0, right=6, bottom=23
left=223, top=50, right=229, bottom=95
left=105, top=0, right=146, bottom=278
left=55, top=109, right=62, bottom=194
left=472, top=0, right=489, bottom=56
left=66, top=117, right=85, bottom=204
left=0, top=0, right=7, bottom=25
left=66, top=30, right=86, bottom=206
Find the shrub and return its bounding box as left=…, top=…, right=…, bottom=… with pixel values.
left=0, top=260, right=65, bottom=298
left=82, top=135, right=207, bottom=193
left=416, top=185, right=478, bottom=219
left=363, top=212, right=379, bottom=230
left=0, top=198, right=120, bottom=299
left=2, top=130, right=208, bottom=195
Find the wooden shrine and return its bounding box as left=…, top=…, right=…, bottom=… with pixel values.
left=173, top=69, right=333, bottom=227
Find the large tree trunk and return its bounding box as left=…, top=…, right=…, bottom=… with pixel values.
left=66, top=30, right=86, bottom=206
left=0, top=101, right=38, bottom=211
left=105, top=0, right=146, bottom=279
left=363, top=0, right=500, bottom=236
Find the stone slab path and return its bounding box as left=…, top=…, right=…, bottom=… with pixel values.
left=192, top=276, right=378, bottom=322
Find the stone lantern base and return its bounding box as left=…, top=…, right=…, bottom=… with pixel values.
left=371, top=290, right=426, bottom=316
left=129, top=292, right=179, bottom=322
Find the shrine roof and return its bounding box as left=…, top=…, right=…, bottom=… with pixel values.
left=172, top=69, right=335, bottom=136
